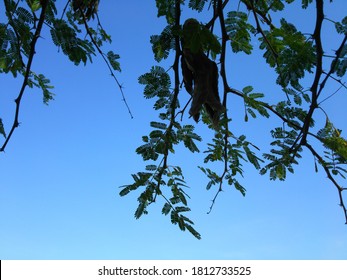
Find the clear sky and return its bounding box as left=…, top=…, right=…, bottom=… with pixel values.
left=0, top=0, right=346, bottom=260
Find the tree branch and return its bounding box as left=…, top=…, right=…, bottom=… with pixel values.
left=1, top=0, right=49, bottom=152
left=317, top=33, right=347, bottom=98
left=304, top=142, right=347, bottom=224
left=80, top=11, right=134, bottom=119
left=300, top=0, right=324, bottom=146
left=154, top=0, right=182, bottom=195
left=242, top=0, right=275, bottom=29
left=205, top=0, right=229, bottom=29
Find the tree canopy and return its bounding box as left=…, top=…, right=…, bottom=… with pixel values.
left=1, top=0, right=347, bottom=239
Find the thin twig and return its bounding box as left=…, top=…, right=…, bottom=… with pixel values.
left=305, top=142, right=347, bottom=224
left=207, top=0, right=230, bottom=214
left=318, top=83, right=346, bottom=105
left=61, top=0, right=71, bottom=19
left=242, top=0, right=275, bottom=29
left=207, top=177, right=224, bottom=214
left=80, top=11, right=134, bottom=119
left=205, top=0, right=229, bottom=29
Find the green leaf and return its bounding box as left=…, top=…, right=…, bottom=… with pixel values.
left=149, top=130, right=164, bottom=139
left=186, top=224, right=201, bottom=239
left=234, top=180, right=246, bottom=196
left=322, top=135, right=347, bottom=161
left=138, top=66, right=171, bottom=101
left=145, top=164, right=157, bottom=171
left=170, top=210, right=179, bottom=224
left=16, top=7, right=34, bottom=24
left=135, top=201, right=146, bottom=219
left=29, top=72, right=55, bottom=104
left=302, top=0, right=313, bottom=9
left=162, top=203, right=171, bottom=215
left=136, top=142, right=159, bottom=161
left=188, top=0, right=208, bottom=12
left=225, top=11, right=255, bottom=54
left=178, top=189, right=188, bottom=205
left=249, top=93, right=265, bottom=99
left=107, top=51, right=121, bottom=72
left=331, top=45, right=347, bottom=77
left=243, top=88, right=270, bottom=119
left=50, top=19, right=95, bottom=65
left=205, top=180, right=214, bottom=190
left=170, top=196, right=181, bottom=205
left=156, top=0, right=175, bottom=24
left=150, top=25, right=175, bottom=62
left=119, top=185, right=133, bottom=197
left=243, top=145, right=262, bottom=170
left=242, top=86, right=253, bottom=94
left=0, top=23, right=27, bottom=76
left=28, top=0, right=42, bottom=12
left=150, top=121, right=167, bottom=130
left=335, top=16, right=347, bottom=34
left=276, top=164, right=286, bottom=180
left=177, top=125, right=202, bottom=153
left=175, top=206, right=191, bottom=213
left=0, top=118, right=6, bottom=138
left=259, top=19, right=315, bottom=87
left=119, top=172, right=153, bottom=197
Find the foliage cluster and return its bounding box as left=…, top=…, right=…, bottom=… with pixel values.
left=121, top=0, right=347, bottom=238
left=1, top=0, right=347, bottom=239
left=0, top=0, right=123, bottom=149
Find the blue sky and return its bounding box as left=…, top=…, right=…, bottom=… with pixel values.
left=0, top=0, right=347, bottom=259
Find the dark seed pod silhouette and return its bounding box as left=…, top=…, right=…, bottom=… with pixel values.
left=181, top=18, right=224, bottom=127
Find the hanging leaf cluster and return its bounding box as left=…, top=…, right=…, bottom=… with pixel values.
left=123, top=0, right=347, bottom=238
left=188, top=0, right=208, bottom=12
left=121, top=103, right=203, bottom=238
left=261, top=127, right=301, bottom=180
left=259, top=19, right=316, bottom=88
left=225, top=11, right=256, bottom=54
left=120, top=164, right=201, bottom=239
left=50, top=18, right=95, bottom=65
left=150, top=25, right=176, bottom=62
left=0, top=0, right=121, bottom=149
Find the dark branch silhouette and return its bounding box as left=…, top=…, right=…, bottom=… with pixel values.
left=1, top=0, right=49, bottom=152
